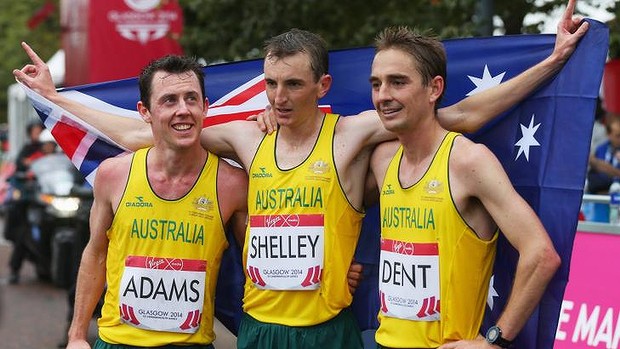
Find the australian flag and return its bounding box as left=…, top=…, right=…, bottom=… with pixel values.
left=21, top=19, right=608, bottom=348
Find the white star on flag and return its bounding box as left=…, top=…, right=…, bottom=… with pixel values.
left=466, top=65, right=506, bottom=96
left=514, top=114, right=541, bottom=161
left=487, top=274, right=499, bottom=310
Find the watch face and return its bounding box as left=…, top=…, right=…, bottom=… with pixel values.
left=487, top=326, right=500, bottom=342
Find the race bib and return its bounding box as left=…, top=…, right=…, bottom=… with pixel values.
left=118, top=256, right=206, bottom=333
left=247, top=214, right=324, bottom=290
left=379, top=239, right=440, bottom=321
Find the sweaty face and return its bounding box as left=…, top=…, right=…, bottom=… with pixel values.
left=140, top=71, right=206, bottom=150
left=263, top=52, right=324, bottom=127
left=370, top=49, right=438, bottom=133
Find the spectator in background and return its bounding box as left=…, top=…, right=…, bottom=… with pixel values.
left=15, top=121, right=44, bottom=172
left=587, top=114, right=620, bottom=194
left=590, top=98, right=607, bottom=155
left=0, top=123, right=9, bottom=154
left=5, top=121, right=43, bottom=284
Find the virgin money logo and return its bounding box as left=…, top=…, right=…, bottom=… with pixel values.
left=124, top=0, right=160, bottom=12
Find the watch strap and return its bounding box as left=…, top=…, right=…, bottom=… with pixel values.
left=492, top=335, right=513, bottom=348
left=486, top=325, right=514, bottom=348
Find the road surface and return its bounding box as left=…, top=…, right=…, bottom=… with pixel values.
left=0, top=222, right=237, bottom=348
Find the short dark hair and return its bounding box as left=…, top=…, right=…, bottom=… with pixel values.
left=138, top=55, right=205, bottom=110
left=264, top=28, right=329, bottom=82
left=375, top=26, right=447, bottom=107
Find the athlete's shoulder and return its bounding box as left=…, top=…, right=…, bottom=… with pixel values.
left=450, top=136, right=494, bottom=166
left=95, top=152, right=133, bottom=187
left=217, top=158, right=248, bottom=189
left=216, top=157, right=248, bottom=213
left=335, top=109, right=393, bottom=147
left=336, top=109, right=380, bottom=127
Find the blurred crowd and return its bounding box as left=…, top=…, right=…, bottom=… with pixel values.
left=583, top=98, right=620, bottom=222
left=586, top=99, right=620, bottom=194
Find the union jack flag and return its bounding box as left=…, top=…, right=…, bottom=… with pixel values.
left=22, top=19, right=608, bottom=348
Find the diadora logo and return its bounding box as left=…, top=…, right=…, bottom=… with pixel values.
left=382, top=184, right=395, bottom=195
left=252, top=167, right=273, bottom=179
left=424, top=179, right=444, bottom=195
left=193, top=196, right=214, bottom=212
left=308, top=159, right=330, bottom=175
left=126, top=196, right=154, bottom=208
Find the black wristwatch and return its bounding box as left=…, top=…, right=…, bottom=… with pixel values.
left=485, top=325, right=514, bottom=348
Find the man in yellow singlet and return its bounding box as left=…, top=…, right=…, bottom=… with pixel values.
left=367, top=0, right=586, bottom=345
left=16, top=55, right=248, bottom=349
left=13, top=5, right=586, bottom=346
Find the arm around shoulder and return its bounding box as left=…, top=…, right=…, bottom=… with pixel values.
left=340, top=110, right=396, bottom=148
left=202, top=120, right=265, bottom=168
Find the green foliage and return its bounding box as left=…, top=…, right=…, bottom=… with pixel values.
left=0, top=0, right=60, bottom=123
left=608, top=3, right=620, bottom=58
left=179, top=0, right=485, bottom=63
left=179, top=0, right=591, bottom=63
left=0, top=0, right=613, bottom=123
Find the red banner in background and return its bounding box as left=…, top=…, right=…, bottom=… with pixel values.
left=604, top=60, right=620, bottom=114
left=62, top=0, right=183, bottom=86
left=27, top=1, right=56, bottom=29
left=554, top=231, right=620, bottom=349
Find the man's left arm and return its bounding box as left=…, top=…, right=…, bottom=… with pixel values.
left=440, top=144, right=560, bottom=349
left=438, top=0, right=588, bottom=134
left=481, top=159, right=561, bottom=344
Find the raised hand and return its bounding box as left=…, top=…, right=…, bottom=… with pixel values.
left=12, top=42, right=59, bottom=99
left=551, top=0, right=589, bottom=65
left=246, top=105, right=278, bottom=134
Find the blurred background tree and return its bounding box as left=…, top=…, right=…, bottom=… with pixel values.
left=180, top=0, right=598, bottom=63
left=0, top=0, right=615, bottom=122
left=0, top=0, right=60, bottom=124
left=607, top=3, right=620, bottom=59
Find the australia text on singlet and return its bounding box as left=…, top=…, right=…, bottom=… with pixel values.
left=130, top=219, right=205, bottom=245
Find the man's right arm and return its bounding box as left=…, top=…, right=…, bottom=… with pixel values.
left=66, top=216, right=108, bottom=349
left=66, top=159, right=121, bottom=349
left=13, top=42, right=153, bottom=151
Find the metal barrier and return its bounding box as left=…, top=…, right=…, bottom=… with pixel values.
left=579, top=193, right=620, bottom=235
